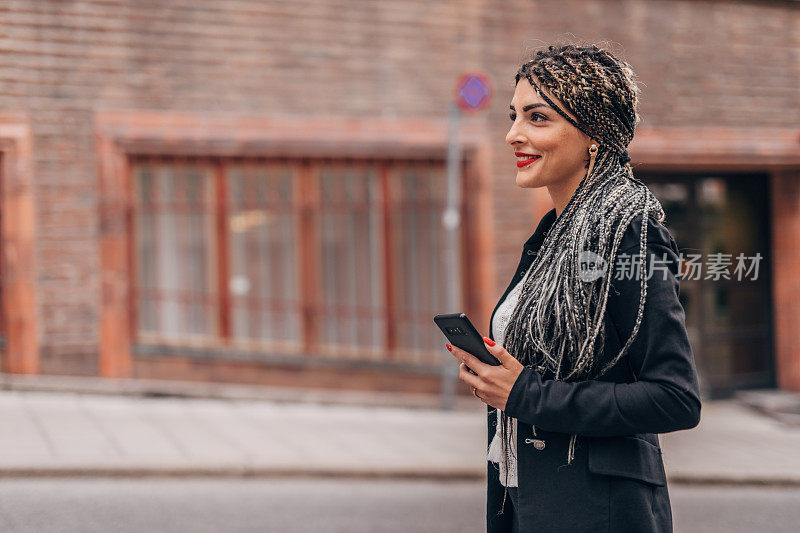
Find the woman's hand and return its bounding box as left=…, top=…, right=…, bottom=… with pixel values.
left=446, top=337, right=525, bottom=411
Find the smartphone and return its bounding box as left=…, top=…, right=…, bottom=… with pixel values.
left=433, top=313, right=501, bottom=372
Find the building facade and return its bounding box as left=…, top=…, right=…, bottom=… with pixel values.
left=0, top=0, right=798, bottom=398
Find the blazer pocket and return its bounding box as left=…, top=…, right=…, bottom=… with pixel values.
left=587, top=435, right=667, bottom=487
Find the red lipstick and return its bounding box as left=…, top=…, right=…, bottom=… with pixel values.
left=516, top=155, right=541, bottom=168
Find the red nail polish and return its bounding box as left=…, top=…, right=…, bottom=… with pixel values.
left=483, top=336, right=495, bottom=347
left=445, top=343, right=452, bottom=351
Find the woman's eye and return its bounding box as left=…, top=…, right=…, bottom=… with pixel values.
left=508, top=112, right=546, bottom=122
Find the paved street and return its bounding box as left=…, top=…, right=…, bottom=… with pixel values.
left=1, top=381, right=800, bottom=531
left=0, top=385, right=799, bottom=531
left=1, top=478, right=799, bottom=533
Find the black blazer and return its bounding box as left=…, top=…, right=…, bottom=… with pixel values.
left=486, top=208, right=702, bottom=533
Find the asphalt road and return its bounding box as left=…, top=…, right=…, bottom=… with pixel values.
left=0, top=478, right=798, bottom=532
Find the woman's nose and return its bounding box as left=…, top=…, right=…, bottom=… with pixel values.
left=506, top=122, right=525, bottom=146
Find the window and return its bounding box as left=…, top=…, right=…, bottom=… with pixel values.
left=227, top=162, right=299, bottom=348
left=131, top=156, right=461, bottom=366
left=134, top=162, right=219, bottom=343
left=317, top=164, right=385, bottom=359
left=390, top=163, right=451, bottom=360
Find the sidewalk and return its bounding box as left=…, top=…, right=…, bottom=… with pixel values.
left=661, top=397, right=800, bottom=485
left=0, top=390, right=485, bottom=479
left=1, top=376, right=799, bottom=485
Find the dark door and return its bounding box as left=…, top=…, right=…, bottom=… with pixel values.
left=642, top=172, right=774, bottom=398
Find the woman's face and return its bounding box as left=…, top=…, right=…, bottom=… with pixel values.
left=506, top=77, right=593, bottom=191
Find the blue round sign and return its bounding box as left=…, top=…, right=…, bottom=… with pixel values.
left=455, top=72, right=492, bottom=112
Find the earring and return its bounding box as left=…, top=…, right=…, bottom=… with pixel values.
left=586, top=144, right=598, bottom=177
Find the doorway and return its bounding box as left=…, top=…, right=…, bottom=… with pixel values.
left=643, top=172, right=774, bottom=398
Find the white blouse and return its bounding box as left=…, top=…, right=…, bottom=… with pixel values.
left=487, top=257, right=537, bottom=487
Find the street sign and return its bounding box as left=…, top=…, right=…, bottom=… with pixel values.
left=454, top=71, right=492, bottom=112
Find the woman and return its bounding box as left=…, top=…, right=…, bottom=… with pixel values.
left=445, top=44, right=702, bottom=532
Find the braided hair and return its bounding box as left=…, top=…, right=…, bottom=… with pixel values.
left=495, top=44, right=666, bottom=506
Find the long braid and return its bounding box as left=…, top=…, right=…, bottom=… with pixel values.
left=494, top=44, right=665, bottom=512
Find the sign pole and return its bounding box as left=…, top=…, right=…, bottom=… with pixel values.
left=440, top=72, right=492, bottom=411
left=441, top=102, right=463, bottom=411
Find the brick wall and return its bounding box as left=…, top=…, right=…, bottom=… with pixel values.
left=0, top=0, right=797, bottom=385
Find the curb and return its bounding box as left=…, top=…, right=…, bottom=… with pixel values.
left=0, top=466, right=487, bottom=481
left=665, top=474, right=800, bottom=487
left=2, top=466, right=799, bottom=487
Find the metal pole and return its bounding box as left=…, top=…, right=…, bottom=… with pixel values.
left=441, top=102, right=463, bottom=411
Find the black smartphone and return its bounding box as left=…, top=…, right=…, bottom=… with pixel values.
left=433, top=313, right=501, bottom=372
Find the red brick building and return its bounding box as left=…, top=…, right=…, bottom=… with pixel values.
left=0, top=0, right=798, bottom=398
